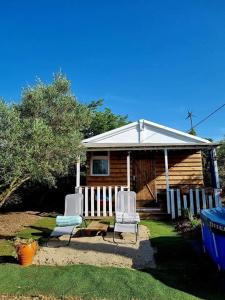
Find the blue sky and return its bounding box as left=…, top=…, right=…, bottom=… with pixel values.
left=0, top=1, right=224, bottom=140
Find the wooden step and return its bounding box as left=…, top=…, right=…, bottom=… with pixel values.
left=137, top=208, right=170, bottom=220
left=136, top=200, right=161, bottom=208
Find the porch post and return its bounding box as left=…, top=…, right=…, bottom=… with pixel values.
left=211, top=148, right=220, bottom=189
left=76, top=156, right=81, bottom=188
left=127, top=151, right=131, bottom=190
left=164, top=148, right=170, bottom=213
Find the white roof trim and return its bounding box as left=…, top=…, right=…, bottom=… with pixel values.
left=83, top=121, right=138, bottom=142
left=82, top=119, right=211, bottom=144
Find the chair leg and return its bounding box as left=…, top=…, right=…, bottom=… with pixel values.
left=135, top=224, right=139, bottom=243
left=46, top=237, right=50, bottom=247
left=67, top=226, right=76, bottom=246
left=67, top=233, right=73, bottom=246
left=113, top=230, right=116, bottom=243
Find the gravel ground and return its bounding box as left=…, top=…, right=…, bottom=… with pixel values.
left=34, top=225, right=156, bottom=269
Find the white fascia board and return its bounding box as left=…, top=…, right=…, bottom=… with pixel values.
left=82, top=121, right=138, bottom=143
left=143, top=120, right=211, bottom=144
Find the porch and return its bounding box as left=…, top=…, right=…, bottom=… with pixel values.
left=75, top=147, right=221, bottom=219
left=75, top=185, right=222, bottom=219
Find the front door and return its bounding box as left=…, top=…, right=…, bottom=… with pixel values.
left=133, top=158, right=156, bottom=204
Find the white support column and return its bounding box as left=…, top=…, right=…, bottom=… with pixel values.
left=164, top=148, right=170, bottom=214
left=76, top=156, right=81, bottom=188
left=127, top=151, right=131, bottom=191
left=212, top=148, right=220, bottom=189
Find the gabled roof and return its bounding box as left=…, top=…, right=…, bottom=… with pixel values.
left=82, top=119, right=212, bottom=150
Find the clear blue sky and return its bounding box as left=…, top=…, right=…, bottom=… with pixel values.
left=0, top=0, right=225, bottom=141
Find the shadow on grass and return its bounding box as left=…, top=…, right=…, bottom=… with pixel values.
left=145, top=234, right=225, bottom=300
left=0, top=234, right=14, bottom=240
left=0, top=255, right=17, bottom=264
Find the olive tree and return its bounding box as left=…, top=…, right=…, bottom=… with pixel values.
left=0, top=74, right=90, bottom=207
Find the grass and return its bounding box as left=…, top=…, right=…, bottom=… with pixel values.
left=0, top=216, right=224, bottom=299
left=0, top=264, right=199, bottom=300
left=142, top=220, right=225, bottom=300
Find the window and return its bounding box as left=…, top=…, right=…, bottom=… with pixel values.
left=91, top=152, right=109, bottom=176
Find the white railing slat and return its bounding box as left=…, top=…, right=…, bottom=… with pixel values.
left=195, top=188, right=200, bottom=214
left=109, top=186, right=112, bottom=216
left=189, top=189, right=194, bottom=215
left=202, top=189, right=206, bottom=210
left=84, top=187, right=88, bottom=217
left=214, top=189, right=222, bottom=207
left=91, top=187, right=95, bottom=216
left=208, top=195, right=213, bottom=208
left=97, top=186, right=101, bottom=217
left=214, top=188, right=218, bottom=207
left=103, top=186, right=107, bottom=216
left=183, top=195, right=187, bottom=210
left=177, top=188, right=181, bottom=217
left=170, top=189, right=175, bottom=219
left=115, top=186, right=118, bottom=211
left=166, top=189, right=171, bottom=214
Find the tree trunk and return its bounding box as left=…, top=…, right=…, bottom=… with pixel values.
left=0, top=176, right=30, bottom=208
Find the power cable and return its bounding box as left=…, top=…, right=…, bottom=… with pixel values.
left=192, top=103, right=225, bottom=129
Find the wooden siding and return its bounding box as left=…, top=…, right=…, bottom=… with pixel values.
left=86, top=151, right=127, bottom=186
left=155, top=150, right=204, bottom=189
left=86, top=149, right=204, bottom=189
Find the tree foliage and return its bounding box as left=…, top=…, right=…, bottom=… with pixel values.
left=0, top=73, right=130, bottom=207
left=0, top=74, right=91, bottom=207
left=217, top=137, right=225, bottom=188
left=83, top=99, right=129, bottom=138
left=188, top=128, right=197, bottom=136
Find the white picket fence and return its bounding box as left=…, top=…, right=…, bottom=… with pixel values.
left=75, top=186, right=222, bottom=219
left=169, top=188, right=222, bottom=219
left=75, top=185, right=128, bottom=217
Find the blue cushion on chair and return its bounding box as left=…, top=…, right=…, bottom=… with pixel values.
left=56, top=215, right=82, bottom=227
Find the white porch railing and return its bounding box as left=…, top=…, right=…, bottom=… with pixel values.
left=169, top=188, right=222, bottom=219
left=75, top=186, right=128, bottom=217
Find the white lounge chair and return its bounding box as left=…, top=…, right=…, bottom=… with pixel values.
left=49, top=193, right=86, bottom=246
left=113, top=191, right=140, bottom=243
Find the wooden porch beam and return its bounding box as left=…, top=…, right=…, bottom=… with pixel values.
left=211, top=148, right=220, bottom=189
left=164, top=148, right=170, bottom=213
left=127, top=151, right=131, bottom=190
left=76, top=156, right=81, bottom=188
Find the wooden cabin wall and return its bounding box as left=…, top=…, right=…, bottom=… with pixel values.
left=155, top=150, right=204, bottom=189
left=86, top=149, right=204, bottom=188
left=86, top=151, right=127, bottom=186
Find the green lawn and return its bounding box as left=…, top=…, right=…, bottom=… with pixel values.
left=0, top=216, right=224, bottom=299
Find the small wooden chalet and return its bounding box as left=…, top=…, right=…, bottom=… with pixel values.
left=75, top=119, right=221, bottom=219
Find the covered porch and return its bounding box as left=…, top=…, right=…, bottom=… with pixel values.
left=75, top=146, right=221, bottom=219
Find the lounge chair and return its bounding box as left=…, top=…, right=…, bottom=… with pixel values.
left=113, top=191, right=140, bottom=243
left=49, top=193, right=86, bottom=246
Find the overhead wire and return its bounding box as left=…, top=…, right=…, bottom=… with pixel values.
left=192, top=103, right=225, bottom=129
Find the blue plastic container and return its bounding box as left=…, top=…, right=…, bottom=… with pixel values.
left=201, top=207, right=225, bottom=270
